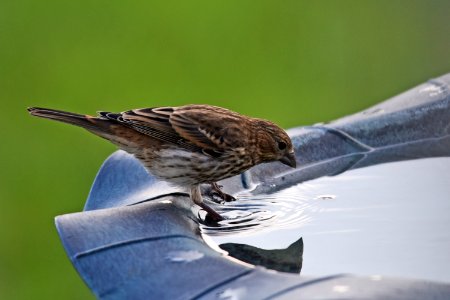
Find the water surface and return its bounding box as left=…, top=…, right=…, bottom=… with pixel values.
left=203, top=157, right=450, bottom=282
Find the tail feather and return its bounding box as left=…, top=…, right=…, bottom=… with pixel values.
left=27, top=107, right=111, bottom=134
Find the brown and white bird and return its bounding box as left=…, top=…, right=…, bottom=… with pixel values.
left=28, top=105, right=296, bottom=221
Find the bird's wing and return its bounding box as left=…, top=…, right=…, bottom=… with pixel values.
left=99, top=107, right=202, bottom=152
left=169, top=105, right=248, bottom=151
left=99, top=105, right=249, bottom=156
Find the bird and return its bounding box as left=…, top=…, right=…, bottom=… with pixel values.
left=28, top=105, right=296, bottom=221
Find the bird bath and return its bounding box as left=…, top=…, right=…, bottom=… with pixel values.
left=55, top=73, right=450, bottom=299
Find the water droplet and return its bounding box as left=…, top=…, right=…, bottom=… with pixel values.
left=315, top=194, right=336, bottom=200
left=166, top=250, right=204, bottom=263
left=370, top=275, right=383, bottom=281
left=362, top=108, right=384, bottom=115
left=419, top=85, right=444, bottom=96
left=332, top=285, right=349, bottom=293
left=219, top=287, right=247, bottom=300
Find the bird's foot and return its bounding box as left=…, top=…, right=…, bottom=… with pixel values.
left=210, top=182, right=236, bottom=202
left=198, top=202, right=224, bottom=222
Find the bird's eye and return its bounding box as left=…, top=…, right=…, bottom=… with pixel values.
left=277, top=141, right=287, bottom=150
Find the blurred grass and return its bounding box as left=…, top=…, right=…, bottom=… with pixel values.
left=0, top=0, right=449, bottom=299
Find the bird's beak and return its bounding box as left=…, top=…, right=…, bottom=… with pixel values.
left=279, top=151, right=297, bottom=168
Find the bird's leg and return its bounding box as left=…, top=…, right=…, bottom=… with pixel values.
left=190, top=185, right=224, bottom=221
left=210, top=182, right=236, bottom=202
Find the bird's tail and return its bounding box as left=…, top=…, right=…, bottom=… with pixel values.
left=27, top=107, right=112, bottom=135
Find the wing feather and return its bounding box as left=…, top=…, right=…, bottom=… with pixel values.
left=98, top=105, right=249, bottom=156
left=170, top=105, right=248, bottom=150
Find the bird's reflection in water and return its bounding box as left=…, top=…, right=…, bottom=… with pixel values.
left=199, top=190, right=308, bottom=273
left=219, top=237, right=303, bottom=274
left=199, top=210, right=304, bottom=274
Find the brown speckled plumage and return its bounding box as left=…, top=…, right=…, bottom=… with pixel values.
left=28, top=104, right=296, bottom=221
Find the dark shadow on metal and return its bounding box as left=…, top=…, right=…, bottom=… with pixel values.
left=219, top=237, right=303, bottom=274
left=56, top=73, right=450, bottom=299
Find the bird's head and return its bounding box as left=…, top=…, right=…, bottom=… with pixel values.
left=253, top=119, right=296, bottom=168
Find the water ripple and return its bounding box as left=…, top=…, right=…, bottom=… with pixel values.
left=200, top=187, right=314, bottom=236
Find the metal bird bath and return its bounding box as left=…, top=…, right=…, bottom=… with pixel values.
left=56, top=74, right=450, bottom=299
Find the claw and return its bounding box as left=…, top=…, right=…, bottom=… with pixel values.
left=210, top=182, right=236, bottom=202
left=199, top=202, right=224, bottom=221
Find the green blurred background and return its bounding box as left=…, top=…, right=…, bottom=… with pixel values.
left=1, top=0, right=449, bottom=298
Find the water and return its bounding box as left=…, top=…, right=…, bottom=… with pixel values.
left=202, top=157, right=450, bottom=282
left=166, top=250, right=205, bottom=263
